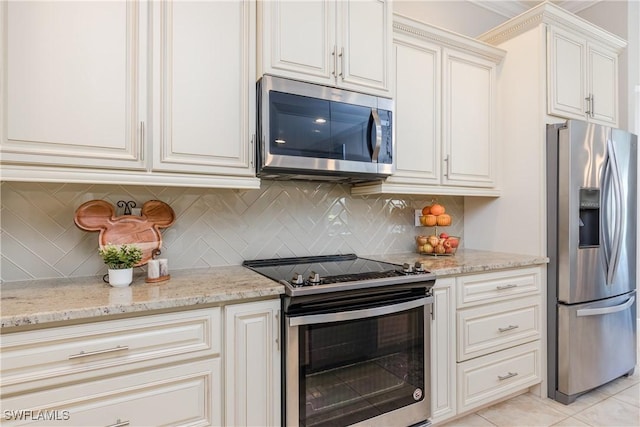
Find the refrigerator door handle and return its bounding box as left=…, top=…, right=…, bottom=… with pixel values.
left=604, top=139, right=624, bottom=285
left=576, top=295, right=635, bottom=317
left=601, top=140, right=623, bottom=285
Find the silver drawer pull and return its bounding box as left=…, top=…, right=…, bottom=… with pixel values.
left=69, top=345, right=129, bottom=360
left=106, top=419, right=130, bottom=427
left=496, top=284, right=517, bottom=290
left=498, top=371, right=518, bottom=381
left=498, top=325, right=519, bottom=332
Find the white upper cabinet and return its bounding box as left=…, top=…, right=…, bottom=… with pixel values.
left=0, top=0, right=260, bottom=189
left=442, top=49, right=496, bottom=188
left=258, top=0, right=392, bottom=96
left=151, top=0, right=256, bottom=178
left=548, top=24, right=622, bottom=126
left=1, top=1, right=146, bottom=170
left=352, top=15, right=504, bottom=197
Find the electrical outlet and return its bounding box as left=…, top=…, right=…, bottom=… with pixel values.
left=415, top=209, right=422, bottom=226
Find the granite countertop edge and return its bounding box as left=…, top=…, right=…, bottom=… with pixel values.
left=1, top=249, right=548, bottom=330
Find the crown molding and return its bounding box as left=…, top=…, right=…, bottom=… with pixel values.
left=470, top=0, right=603, bottom=19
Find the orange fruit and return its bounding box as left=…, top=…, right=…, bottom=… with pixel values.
left=420, top=214, right=437, bottom=227
left=436, top=214, right=452, bottom=226
left=421, top=205, right=431, bottom=215
left=430, top=203, right=445, bottom=216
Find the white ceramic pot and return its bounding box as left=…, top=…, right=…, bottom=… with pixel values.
left=107, top=268, right=134, bottom=287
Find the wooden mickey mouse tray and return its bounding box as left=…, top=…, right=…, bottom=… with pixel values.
left=74, top=200, right=176, bottom=266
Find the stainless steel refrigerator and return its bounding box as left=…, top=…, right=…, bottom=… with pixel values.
left=547, top=119, right=637, bottom=404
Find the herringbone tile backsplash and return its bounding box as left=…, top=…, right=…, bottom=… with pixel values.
left=0, top=181, right=463, bottom=283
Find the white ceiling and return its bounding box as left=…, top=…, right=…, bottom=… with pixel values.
left=471, top=0, right=602, bottom=18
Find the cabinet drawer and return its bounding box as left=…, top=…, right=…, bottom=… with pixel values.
left=457, top=296, right=541, bottom=361
left=1, top=308, right=220, bottom=395
left=1, top=358, right=220, bottom=426
left=457, top=341, right=541, bottom=413
left=457, top=267, right=541, bottom=307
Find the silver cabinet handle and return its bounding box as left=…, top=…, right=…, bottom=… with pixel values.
left=496, top=284, right=517, bottom=290
left=69, top=345, right=129, bottom=360
left=332, top=45, right=337, bottom=78
left=250, top=134, right=255, bottom=169
left=585, top=94, right=594, bottom=117
left=339, top=47, right=344, bottom=79
left=443, top=155, right=450, bottom=177
left=498, top=372, right=518, bottom=381
left=106, top=419, right=130, bottom=427
left=139, top=121, right=145, bottom=161
left=498, top=325, right=519, bottom=332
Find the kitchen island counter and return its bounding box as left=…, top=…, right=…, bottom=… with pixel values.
left=1, top=249, right=548, bottom=330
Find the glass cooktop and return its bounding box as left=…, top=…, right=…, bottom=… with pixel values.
left=243, top=254, right=434, bottom=296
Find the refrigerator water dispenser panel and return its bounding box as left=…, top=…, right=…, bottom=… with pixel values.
left=579, top=188, right=600, bottom=248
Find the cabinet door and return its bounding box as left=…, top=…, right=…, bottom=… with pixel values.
left=442, top=49, right=496, bottom=187
left=1, top=359, right=220, bottom=427
left=258, top=0, right=336, bottom=85
left=337, top=0, right=391, bottom=95
left=388, top=38, right=441, bottom=186
left=224, top=299, right=281, bottom=427
left=152, top=0, right=256, bottom=176
left=548, top=26, right=587, bottom=120
left=431, top=278, right=457, bottom=424
left=1, top=1, right=145, bottom=170
left=587, top=42, right=618, bottom=126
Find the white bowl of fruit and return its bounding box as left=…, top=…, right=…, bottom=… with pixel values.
left=416, top=233, right=460, bottom=256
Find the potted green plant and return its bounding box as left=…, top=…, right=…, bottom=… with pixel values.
left=99, top=243, right=143, bottom=287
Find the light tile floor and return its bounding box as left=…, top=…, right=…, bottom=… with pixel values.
left=443, top=323, right=640, bottom=427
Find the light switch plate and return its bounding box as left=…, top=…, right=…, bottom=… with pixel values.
left=415, top=209, right=422, bottom=227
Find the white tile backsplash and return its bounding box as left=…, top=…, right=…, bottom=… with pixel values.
left=0, top=181, right=464, bottom=283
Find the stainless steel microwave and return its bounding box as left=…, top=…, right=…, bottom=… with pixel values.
left=257, top=75, right=394, bottom=182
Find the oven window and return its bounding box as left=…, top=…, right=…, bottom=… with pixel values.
left=269, top=91, right=373, bottom=162
left=298, top=307, right=425, bottom=427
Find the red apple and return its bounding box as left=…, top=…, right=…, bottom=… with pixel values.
left=439, top=232, right=449, bottom=239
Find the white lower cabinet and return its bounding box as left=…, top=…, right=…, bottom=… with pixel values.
left=224, top=299, right=281, bottom=427
left=1, top=359, right=220, bottom=427
left=0, top=308, right=221, bottom=426
left=1, top=299, right=283, bottom=427
left=430, top=266, right=544, bottom=425
left=454, top=267, right=543, bottom=416
left=431, top=278, right=457, bottom=424
left=456, top=341, right=541, bottom=414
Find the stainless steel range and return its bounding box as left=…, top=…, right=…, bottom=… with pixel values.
left=243, top=254, right=435, bottom=427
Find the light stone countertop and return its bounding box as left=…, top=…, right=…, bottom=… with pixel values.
left=0, top=249, right=547, bottom=330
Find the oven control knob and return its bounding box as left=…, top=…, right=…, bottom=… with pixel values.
left=292, top=273, right=304, bottom=286
left=413, top=388, right=423, bottom=401
left=414, top=262, right=425, bottom=273
left=308, top=271, right=321, bottom=285
left=402, top=263, right=414, bottom=274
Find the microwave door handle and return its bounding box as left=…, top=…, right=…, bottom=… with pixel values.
left=371, top=108, right=382, bottom=163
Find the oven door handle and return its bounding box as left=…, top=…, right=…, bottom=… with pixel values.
left=288, top=296, right=433, bottom=327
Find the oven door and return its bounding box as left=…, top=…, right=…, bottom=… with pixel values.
left=285, top=293, right=432, bottom=427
